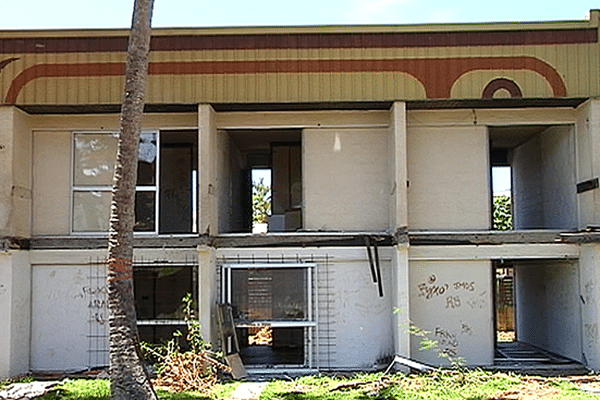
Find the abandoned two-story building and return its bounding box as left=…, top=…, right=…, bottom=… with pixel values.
left=2, top=10, right=600, bottom=378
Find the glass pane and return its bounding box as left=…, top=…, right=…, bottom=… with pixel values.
left=230, top=268, right=307, bottom=321
left=134, top=266, right=196, bottom=320
left=137, top=132, right=157, bottom=186
left=135, top=191, right=155, bottom=232
left=73, top=133, right=118, bottom=186
left=72, top=191, right=111, bottom=232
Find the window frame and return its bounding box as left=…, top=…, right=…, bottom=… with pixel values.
left=221, top=263, right=317, bottom=370
left=71, top=130, right=160, bottom=235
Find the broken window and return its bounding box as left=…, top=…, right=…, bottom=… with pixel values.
left=221, top=263, right=316, bottom=369
left=134, top=264, right=198, bottom=345
left=71, top=130, right=198, bottom=234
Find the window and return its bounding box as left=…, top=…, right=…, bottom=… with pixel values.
left=135, top=263, right=198, bottom=345
left=221, top=263, right=316, bottom=369
left=72, top=130, right=197, bottom=234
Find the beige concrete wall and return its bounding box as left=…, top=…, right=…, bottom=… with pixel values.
left=392, top=244, right=410, bottom=360
left=198, top=246, right=218, bottom=344
left=28, top=113, right=198, bottom=235
left=303, top=127, right=391, bottom=231
left=0, top=107, right=33, bottom=238
left=390, top=102, right=408, bottom=230
left=199, top=105, right=218, bottom=235
left=0, top=107, right=14, bottom=235
left=28, top=248, right=196, bottom=373
left=576, top=99, right=600, bottom=230
left=215, top=247, right=395, bottom=370
left=409, top=260, right=494, bottom=366
left=407, top=126, right=490, bottom=230
left=579, top=244, right=600, bottom=370
left=33, top=131, right=71, bottom=235
left=0, top=251, right=31, bottom=379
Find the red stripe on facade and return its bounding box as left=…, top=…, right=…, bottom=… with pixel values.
left=0, top=28, right=596, bottom=54
left=4, top=56, right=567, bottom=104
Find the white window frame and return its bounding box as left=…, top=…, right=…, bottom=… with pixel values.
left=221, top=263, right=317, bottom=371
left=71, top=130, right=159, bottom=235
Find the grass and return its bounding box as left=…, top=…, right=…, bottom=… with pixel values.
left=2, top=371, right=598, bottom=400
left=30, top=379, right=238, bottom=400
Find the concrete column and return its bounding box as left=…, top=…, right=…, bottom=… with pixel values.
left=580, top=244, right=600, bottom=370
left=0, top=106, right=32, bottom=238
left=198, top=104, right=218, bottom=235
left=390, top=102, right=408, bottom=230
left=0, top=251, right=31, bottom=379
left=198, top=245, right=217, bottom=346
left=392, top=243, right=410, bottom=359
left=575, top=99, right=600, bottom=229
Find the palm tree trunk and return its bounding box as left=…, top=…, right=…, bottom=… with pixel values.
left=107, top=0, right=156, bottom=399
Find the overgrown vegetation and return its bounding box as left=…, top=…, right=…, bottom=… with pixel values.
left=493, top=195, right=513, bottom=230
left=140, top=293, right=231, bottom=393
left=252, top=177, right=271, bottom=224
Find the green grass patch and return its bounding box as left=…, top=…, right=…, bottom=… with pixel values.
left=3, top=371, right=598, bottom=400
left=31, top=379, right=238, bottom=400
left=259, top=370, right=598, bottom=400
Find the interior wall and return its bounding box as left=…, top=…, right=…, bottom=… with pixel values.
left=512, top=125, right=577, bottom=229
left=515, top=260, right=583, bottom=362
left=579, top=244, right=600, bottom=370
left=407, top=126, right=490, bottom=230
left=217, top=130, right=233, bottom=234
left=303, top=128, right=390, bottom=231
left=409, top=260, right=494, bottom=366
left=575, top=100, right=600, bottom=229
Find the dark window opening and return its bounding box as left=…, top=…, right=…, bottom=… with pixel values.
left=237, top=327, right=305, bottom=366
left=134, top=264, right=198, bottom=345
left=159, top=130, right=198, bottom=234
left=222, top=264, right=314, bottom=368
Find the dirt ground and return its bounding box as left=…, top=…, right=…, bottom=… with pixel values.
left=490, top=376, right=600, bottom=400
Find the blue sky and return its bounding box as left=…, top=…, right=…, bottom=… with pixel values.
left=0, top=0, right=597, bottom=29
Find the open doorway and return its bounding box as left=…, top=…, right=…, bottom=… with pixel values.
left=488, top=124, right=576, bottom=230
left=494, top=261, right=515, bottom=343
left=222, top=130, right=302, bottom=234
left=252, top=168, right=271, bottom=233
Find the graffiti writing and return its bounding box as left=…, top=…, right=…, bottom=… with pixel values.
left=466, top=291, right=488, bottom=309
left=418, top=275, right=449, bottom=300
left=445, top=296, right=461, bottom=309
left=453, top=281, right=475, bottom=292
left=434, top=327, right=459, bottom=356
left=461, top=323, right=473, bottom=336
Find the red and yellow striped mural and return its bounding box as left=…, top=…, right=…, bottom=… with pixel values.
left=0, top=12, right=598, bottom=106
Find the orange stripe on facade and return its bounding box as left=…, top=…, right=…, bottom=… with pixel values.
left=4, top=56, right=567, bottom=104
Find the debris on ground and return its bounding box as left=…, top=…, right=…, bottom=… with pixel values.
left=229, top=382, right=267, bottom=400
left=151, top=351, right=231, bottom=393
left=0, top=380, right=63, bottom=400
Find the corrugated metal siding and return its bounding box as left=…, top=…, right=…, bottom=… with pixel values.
left=0, top=17, right=598, bottom=106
